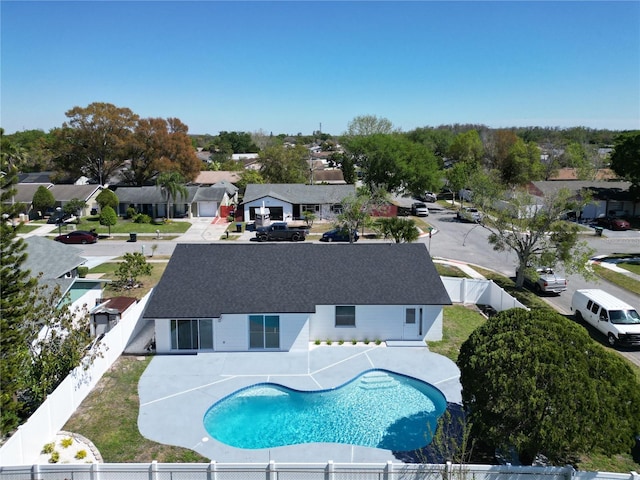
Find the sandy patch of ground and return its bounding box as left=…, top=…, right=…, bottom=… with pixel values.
left=37, top=431, right=102, bottom=464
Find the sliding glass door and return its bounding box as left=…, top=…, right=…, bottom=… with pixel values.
left=249, top=315, right=280, bottom=349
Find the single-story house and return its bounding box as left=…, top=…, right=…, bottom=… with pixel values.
left=192, top=170, right=241, bottom=185
left=113, top=184, right=237, bottom=218
left=241, top=184, right=356, bottom=222
left=22, top=236, right=105, bottom=318
left=2, top=183, right=103, bottom=219
left=527, top=180, right=639, bottom=220
left=142, top=243, right=451, bottom=354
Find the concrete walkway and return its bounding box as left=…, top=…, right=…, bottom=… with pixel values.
left=138, top=345, right=461, bottom=463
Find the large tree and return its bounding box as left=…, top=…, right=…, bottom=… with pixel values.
left=345, top=114, right=395, bottom=136
left=375, top=217, right=420, bottom=243
left=458, top=308, right=640, bottom=465
left=32, top=185, right=55, bottom=216
left=156, top=171, right=188, bottom=218
left=336, top=188, right=387, bottom=243
left=51, top=102, right=139, bottom=184
left=472, top=180, right=594, bottom=288
left=259, top=144, right=309, bottom=184
left=498, top=138, right=545, bottom=187
left=122, top=117, right=200, bottom=186
left=610, top=130, right=640, bottom=199
left=0, top=156, right=36, bottom=435
left=343, top=134, right=441, bottom=194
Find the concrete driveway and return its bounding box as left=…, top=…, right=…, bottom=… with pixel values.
left=138, top=344, right=461, bottom=463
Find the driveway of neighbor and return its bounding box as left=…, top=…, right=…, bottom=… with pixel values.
left=138, top=344, right=462, bottom=463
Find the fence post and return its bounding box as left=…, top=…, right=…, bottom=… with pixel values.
left=385, top=460, right=393, bottom=480
left=445, top=461, right=452, bottom=480
left=326, top=460, right=334, bottom=480
left=563, top=464, right=575, bottom=480
left=150, top=460, right=158, bottom=480
left=31, top=464, right=39, bottom=480
left=268, top=459, right=276, bottom=480
left=91, top=461, right=100, bottom=480
left=208, top=460, right=217, bottom=480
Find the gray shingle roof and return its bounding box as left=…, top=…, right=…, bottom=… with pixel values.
left=114, top=186, right=199, bottom=204
left=142, top=243, right=451, bottom=319
left=23, top=236, right=86, bottom=279
left=192, top=186, right=228, bottom=202
left=243, top=184, right=356, bottom=204
left=48, top=185, right=102, bottom=202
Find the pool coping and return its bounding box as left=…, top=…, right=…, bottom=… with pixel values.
left=137, top=345, right=462, bottom=463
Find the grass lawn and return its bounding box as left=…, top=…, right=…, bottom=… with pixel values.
left=592, top=264, right=640, bottom=296
left=427, top=305, right=485, bottom=362
left=77, top=216, right=192, bottom=234
left=91, top=259, right=168, bottom=300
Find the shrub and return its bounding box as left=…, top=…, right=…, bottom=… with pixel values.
left=77, top=266, right=89, bottom=278
left=314, top=339, right=321, bottom=345
left=48, top=451, right=60, bottom=463
left=42, top=442, right=55, bottom=454
left=364, top=339, right=370, bottom=345
left=375, top=339, right=382, bottom=345
left=326, top=339, right=332, bottom=345
left=351, top=339, right=357, bottom=345
left=60, top=437, right=73, bottom=448
left=75, top=449, right=87, bottom=460
left=125, top=206, right=137, bottom=219
left=338, top=340, right=344, bottom=345
left=133, top=213, right=152, bottom=224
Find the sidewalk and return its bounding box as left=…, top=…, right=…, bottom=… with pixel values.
left=590, top=255, right=640, bottom=282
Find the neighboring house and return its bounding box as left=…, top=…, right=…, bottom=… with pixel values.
left=311, top=169, right=345, bottom=185
left=241, top=184, right=356, bottom=222
left=528, top=180, right=638, bottom=220
left=114, top=184, right=236, bottom=218
left=1, top=183, right=52, bottom=217
left=22, top=236, right=105, bottom=317
left=17, top=172, right=55, bottom=184
left=547, top=167, right=620, bottom=182
left=47, top=184, right=104, bottom=217
left=142, top=243, right=451, bottom=354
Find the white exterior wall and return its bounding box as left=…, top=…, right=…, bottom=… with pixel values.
left=244, top=197, right=293, bottom=221
left=154, top=313, right=310, bottom=353
left=309, top=304, right=443, bottom=342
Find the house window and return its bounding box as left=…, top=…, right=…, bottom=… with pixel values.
left=330, top=204, right=343, bottom=215
left=335, top=306, right=356, bottom=327
left=249, top=315, right=280, bottom=349
left=405, top=308, right=416, bottom=324
left=170, top=319, right=213, bottom=350
left=302, top=204, right=320, bottom=214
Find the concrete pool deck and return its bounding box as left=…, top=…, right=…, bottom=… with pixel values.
left=138, top=344, right=462, bottom=463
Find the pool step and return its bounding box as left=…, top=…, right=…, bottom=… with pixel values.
left=359, top=372, right=398, bottom=390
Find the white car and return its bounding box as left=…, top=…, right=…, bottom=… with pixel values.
left=411, top=202, right=429, bottom=217
left=456, top=207, right=483, bottom=223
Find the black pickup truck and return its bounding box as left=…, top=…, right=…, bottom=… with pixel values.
left=255, top=222, right=308, bottom=242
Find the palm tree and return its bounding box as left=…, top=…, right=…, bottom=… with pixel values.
left=156, top=172, right=188, bottom=219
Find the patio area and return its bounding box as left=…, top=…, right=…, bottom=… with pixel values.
left=138, top=344, right=462, bottom=463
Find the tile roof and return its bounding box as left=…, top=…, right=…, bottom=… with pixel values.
left=142, top=243, right=451, bottom=319
left=193, top=171, right=241, bottom=185
left=243, top=184, right=355, bottom=204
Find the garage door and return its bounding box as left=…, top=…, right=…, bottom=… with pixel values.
left=198, top=202, right=217, bottom=217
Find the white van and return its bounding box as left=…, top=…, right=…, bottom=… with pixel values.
left=571, top=289, right=640, bottom=347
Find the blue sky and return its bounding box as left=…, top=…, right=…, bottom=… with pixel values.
left=2, top=1, right=639, bottom=136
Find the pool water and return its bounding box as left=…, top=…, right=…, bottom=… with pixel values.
left=203, top=369, right=447, bottom=451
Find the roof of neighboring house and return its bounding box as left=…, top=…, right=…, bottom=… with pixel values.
left=547, top=168, right=620, bottom=181
left=192, top=185, right=228, bottom=202
left=193, top=171, right=241, bottom=185
left=312, top=169, right=346, bottom=184
left=243, top=184, right=356, bottom=205
left=23, top=236, right=86, bottom=280
left=18, top=172, right=55, bottom=183
left=2, top=183, right=52, bottom=204
left=142, top=243, right=451, bottom=319
left=48, top=184, right=103, bottom=202
left=114, top=185, right=199, bottom=204
left=529, top=180, right=632, bottom=200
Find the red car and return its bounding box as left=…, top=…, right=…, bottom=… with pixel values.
left=54, top=230, right=98, bottom=244
left=594, top=217, right=631, bottom=231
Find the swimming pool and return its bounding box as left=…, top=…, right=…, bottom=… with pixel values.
left=203, top=369, right=447, bottom=451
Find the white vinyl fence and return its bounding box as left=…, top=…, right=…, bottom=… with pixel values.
left=0, top=461, right=638, bottom=480
left=441, top=277, right=527, bottom=312
left=0, top=292, right=151, bottom=466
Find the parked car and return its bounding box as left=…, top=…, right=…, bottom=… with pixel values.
left=456, top=207, right=483, bottom=223
left=320, top=228, right=359, bottom=242
left=54, top=230, right=98, bottom=245
left=571, top=289, right=640, bottom=347
left=47, top=212, right=72, bottom=224
left=418, top=192, right=437, bottom=203
left=411, top=202, right=429, bottom=217
left=593, top=216, right=631, bottom=231
left=520, top=267, right=567, bottom=294
left=255, top=222, right=308, bottom=242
